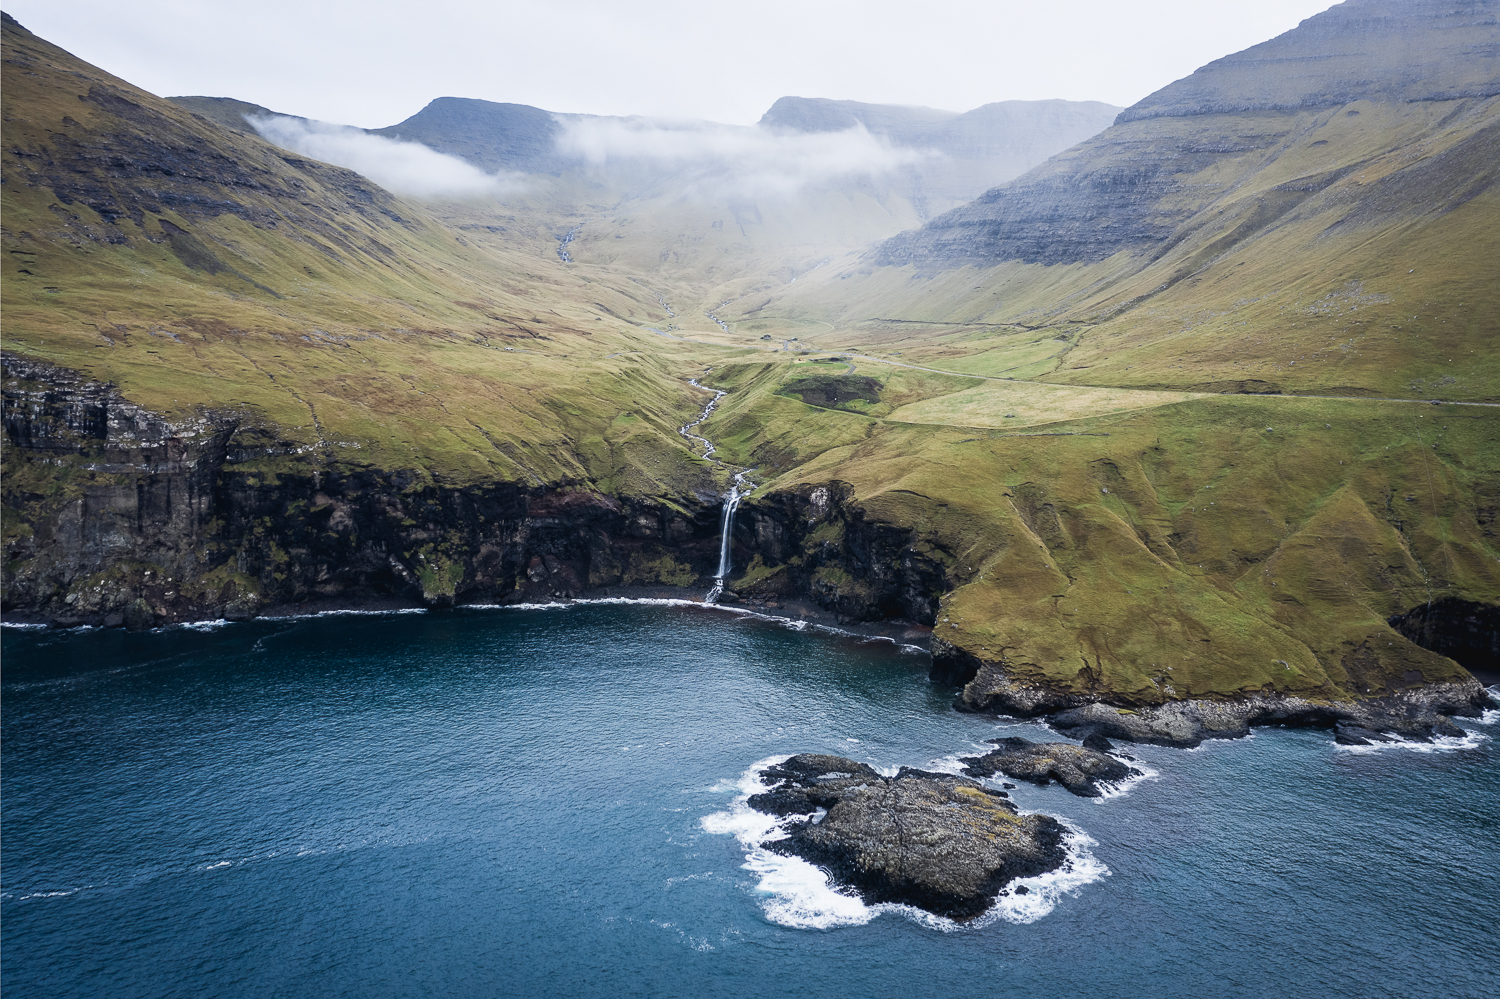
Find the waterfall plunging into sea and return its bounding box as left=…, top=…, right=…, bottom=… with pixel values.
left=706, top=472, right=751, bottom=603
left=678, top=377, right=752, bottom=604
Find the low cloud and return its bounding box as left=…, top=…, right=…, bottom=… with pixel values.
left=555, top=118, right=934, bottom=198
left=248, top=116, right=523, bottom=200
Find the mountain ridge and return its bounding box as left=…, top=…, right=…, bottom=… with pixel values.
left=1118, top=0, right=1500, bottom=122
left=875, top=0, right=1500, bottom=271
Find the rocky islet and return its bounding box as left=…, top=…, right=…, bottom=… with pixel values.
left=747, top=754, right=1068, bottom=922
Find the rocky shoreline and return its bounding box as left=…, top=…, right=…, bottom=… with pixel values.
left=932, top=640, right=1494, bottom=748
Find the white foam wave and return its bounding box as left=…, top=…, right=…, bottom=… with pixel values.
left=924, top=753, right=974, bottom=777
left=474, top=600, right=576, bottom=612
left=0, top=620, right=48, bottom=630
left=1334, top=729, right=1489, bottom=754
left=745, top=849, right=872, bottom=929
left=203, top=861, right=233, bottom=870
left=259, top=607, right=428, bottom=621
left=986, top=826, right=1110, bottom=925
left=13, top=888, right=84, bottom=900
left=469, top=596, right=913, bottom=648
left=701, top=755, right=1107, bottom=931
left=700, top=754, right=879, bottom=930
left=1094, top=758, right=1160, bottom=801
left=176, top=619, right=230, bottom=632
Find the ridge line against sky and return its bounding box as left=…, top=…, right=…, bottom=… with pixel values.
left=2, top=0, right=1338, bottom=128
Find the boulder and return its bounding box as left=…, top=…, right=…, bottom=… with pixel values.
left=960, top=737, right=1139, bottom=798
left=122, top=598, right=155, bottom=632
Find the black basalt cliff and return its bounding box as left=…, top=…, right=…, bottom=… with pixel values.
left=1, top=354, right=947, bottom=630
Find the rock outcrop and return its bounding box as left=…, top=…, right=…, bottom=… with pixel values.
left=941, top=667, right=1491, bottom=749
left=1388, top=598, right=1500, bottom=681
left=960, top=737, right=1139, bottom=798
left=749, top=754, right=1066, bottom=921
left=733, top=482, right=949, bottom=625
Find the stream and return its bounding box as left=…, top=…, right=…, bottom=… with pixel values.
left=678, top=378, right=752, bottom=601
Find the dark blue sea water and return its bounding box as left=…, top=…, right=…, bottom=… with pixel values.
left=3, top=603, right=1497, bottom=999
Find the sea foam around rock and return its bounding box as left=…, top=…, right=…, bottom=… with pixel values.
left=701, top=755, right=1107, bottom=930
left=1332, top=728, right=1489, bottom=754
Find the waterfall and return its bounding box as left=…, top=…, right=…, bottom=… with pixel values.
left=677, top=377, right=752, bottom=604
left=705, top=484, right=743, bottom=603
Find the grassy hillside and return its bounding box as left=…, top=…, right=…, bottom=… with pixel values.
left=3, top=9, right=1495, bottom=705
left=696, top=355, right=1497, bottom=697
left=0, top=12, right=739, bottom=489
left=722, top=96, right=1499, bottom=403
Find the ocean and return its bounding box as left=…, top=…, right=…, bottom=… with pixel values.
left=3, top=602, right=1496, bottom=998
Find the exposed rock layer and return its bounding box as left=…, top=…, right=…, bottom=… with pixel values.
left=1117, top=0, right=1500, bottom=123
left=876, top=0, right=1500, bottom=269
left=1, top=354, right=946, bottom=628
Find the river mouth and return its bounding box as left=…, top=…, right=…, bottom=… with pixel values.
left=3, top=605, right=1497, bottom=998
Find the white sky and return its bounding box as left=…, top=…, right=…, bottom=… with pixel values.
left=4, top=0, right=1338, bottom=127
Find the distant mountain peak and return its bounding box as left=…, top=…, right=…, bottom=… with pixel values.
left=877, top=0, right=1500, bottom=270
left=759, top=97, right=959, bottom=135
left=1118, top=0, right=1500, bottom=124
left=369, top=97, right=567, bottom=173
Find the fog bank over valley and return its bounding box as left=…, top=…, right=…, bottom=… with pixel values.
left=248, top=115, right=529, bottom=199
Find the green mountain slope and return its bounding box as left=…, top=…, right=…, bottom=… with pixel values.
left=0, top=12, right=723, bottom=486
left=738, top=0, right=1499, bottom=404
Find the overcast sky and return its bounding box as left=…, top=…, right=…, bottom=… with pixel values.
left=5, top=0, right=1337, bottom=127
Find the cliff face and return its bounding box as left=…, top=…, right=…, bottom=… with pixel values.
left=732, top=481, right=949, bottom=624
left=876, top=0, right=1500, bottom=268
left=1, top=354, right=946, bottom=629
left=1117, top=0, right=1500, bottom=122
left=0, top=353, right=691, bottom=623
